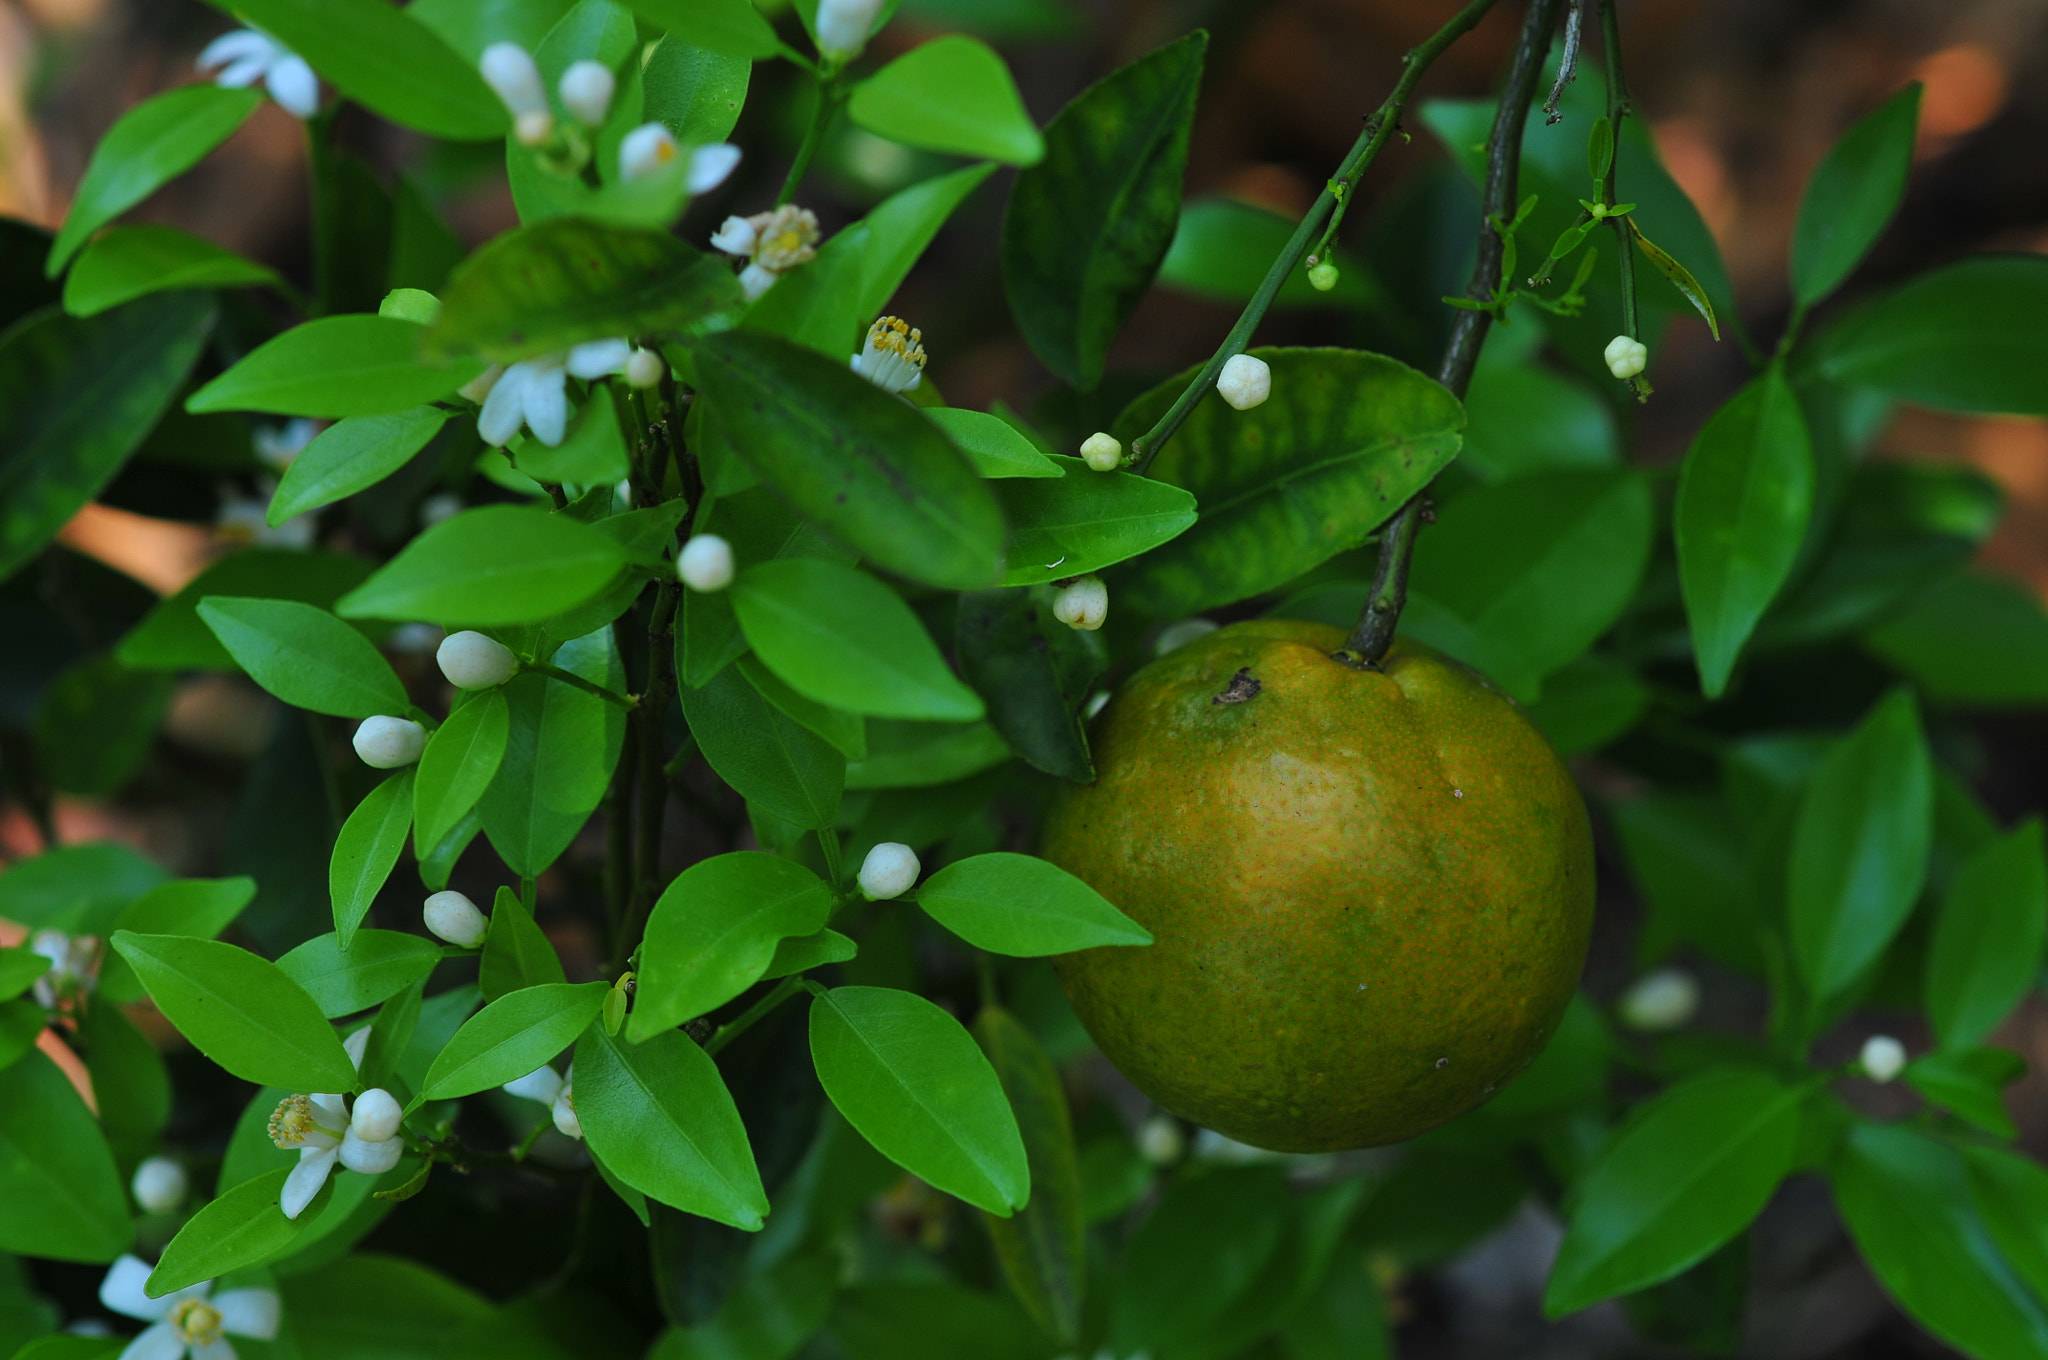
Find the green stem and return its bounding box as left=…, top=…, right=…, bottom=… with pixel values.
left=704, top=977, right=804, bottom=1056
left=611, top=582, right=680, bottom=974
left=1343, top=0, right=1567, bottom=663
left=777, top=74, right=844, bottom=207
left=1598, top=0, right=1646, bottom=392
left=524, top=661, right=637, bottom=710
left=1131, top=0, right=1505, bottom=474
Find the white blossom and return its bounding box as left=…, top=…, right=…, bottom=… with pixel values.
left=710, top=205, right=820, bottom=301
left=352, top=715, right=425, bottom=769
left=253, top=418, right=317, bottom=471
left=816, top=0, right=887, bottom=60
left=678, top=535, right=736, bottom=593
left=1135, top=1115, right=1184, bottom=1166
left=1215, top=353, right=1272, bottom=410
left=850, top=315, right=927, bottom=395
left=1604, top=334, right=1649, bottom=380
left=481, top=43, right=552, bottom=146
left=266, top=1029, right=402, bottom=1219
left=738, top=263, right=778, bottom=302
left=215, top=481, right=315, bottom=552
left=473, top=340, right=632, bottom=448
left=30, top=928, right=99, bottom=1008
left=685, top=143, right=742, bottom=194
left=622, top=126, right=739, bottom=188
left=557, top=60, right=614, bottom=128
left=707, top=216, right=757, bottom=256
left=1617, top=968, right=1699, bottom=1032
left=197, top=29, right=318, bottom=120
left=99, top=1255, right=280, bottom=1360
left=1052, top=576, right=1108, bottom=631
left=423, top=890, right=489, bottom=948
left=503, top=1062, right=581, bottom=1139
left=437, top=631, right=519, bottom=690
left=858, top=842, right=920, bottom=900
left=1860, top=1034, right=1907, bottom=1083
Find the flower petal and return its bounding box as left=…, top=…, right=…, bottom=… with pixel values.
left=477, top=363, right=532, bottom=447
left=214, top=54, right=270, bottom=89
left=521, top=364, right=569, bottom=447
left=281, top=1146, right=337, bottom=1219
left=197, top=30, right=273, bottom=72
left=120, top=1320, right=191, bottom=1360
left=502, top=1065, right=563, bottom=1105
left=211, top=1289, right=280, bottom=1341
left=339, top=1128, right=403, bottom=1174
left=191, top=1337, right=238, bottom=1360
left=566, top=338, right=631, bottom=380
left=99, top=1256, right=168, bottom=1322
left=342, top=1025, right=372, bottom=1072
left=686, top=143, right=741, bottom=195
left=265, top=54, right=320, bottom=119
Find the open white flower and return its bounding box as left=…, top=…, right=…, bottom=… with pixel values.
left=253, top=418, right=316, bottom=471
left=268, top=1029, right=403, bottom=1218
left=618, top=125, right=741, bottom=193
left=100, top=1255, right=280, bottom=1360
left=216, top=483, right=315, bottom=551
left=472, top=339, right=631, bottom=448
left=504, top=1062, right=581, bottom=1139
left=30, top=928, right=99, bottom=1008
left=709, top=205, right=820, bottom=301
left=850, top=316, right=927, bottom=395
left=197, top=29, right=318, bottom=120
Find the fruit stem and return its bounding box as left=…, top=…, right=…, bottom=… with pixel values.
left=1130, top=0, right=1506, bottom=475
left=1345, top=0, right=1570, bottom=665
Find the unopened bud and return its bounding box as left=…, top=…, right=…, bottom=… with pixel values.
left=1079, top=432, right=1122, bottom=472
left=1216, top=353, right=1272, bottom=410
left=130, top=1157, right=188, bottom=1213
left=557, top=60, right=614, bottom=128
left=1604, top=334, right=1649, bottom=381
left=1617, top=968, right=1699, bottom=1032
left=858, top=842, right=920, bottom=900
left=678, top=534, right=735, bottom=592
left=352, top=715, right=425, bottom=769
left=625, top=347, right=665, bottom=389
left=1307, top=261, right=1340, bottom=292
left=1136, top=1114, right=1184, bottom=1165
left=514, top=109, right=554, bottom=148
left=1052, top=576, right=1108, bottom=631
left=1860, top=1034, right=1907, bottom=1083
left=423, top=890, right=489, bottom=948
left=350, top=1088, right=403, bottom=1144
left=437, top=631, right=518, bottom=690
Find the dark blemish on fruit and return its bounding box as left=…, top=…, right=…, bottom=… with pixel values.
left=1434, top=1057, right=1449, bottom=1070
left=1214, top=668, right=1261, bottom=705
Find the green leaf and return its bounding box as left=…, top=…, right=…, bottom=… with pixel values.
left=198, top=597, right=409, bottom=718
left=0, top=947, right=48, bottom=1003
left=278, top=930, right=445, bottom=1019
left=956, top=587, right=1102, bottom=783
left=338, top=505, right=627, bottom=626
left=423, top=980, right=607, bottom=1099
left=1108, top=1166, right=1289, bottom=1357
left=228, top=0, right=506, bottom=140
left=1675, top=367, right=1816, bottom=697
left=0, top=1050, right=131, bottom=1263
left=479, top=630, right=628, bottom=876
left=830, top=1283, right=1051, bottom=1360
left=849, top=36, right=1044, bottom=165
left=98, top=875, right=258, bottom=1004
left=1002, top=31, right=1206, bottom=387
left=630, top=853, right=833, bottom=1041
left=912, top=853, right=1149, bottom=956
left=46, top=85, right=263, bottom=274
left=81, top=1001, right=170, bottom=1164
left=480, top=886, right=568, bottom=1002
left=1521, top=653, right=1651, bottom=757
left=415, top=692, right=511, bottom=854
left=974, top=1005, right=1086, bottom=1345
left=764, top=928, right=858, bottom=979
left=331, top=771, right=416, bottom=950
left=622, top=0, right=782, bottom=58
left=741, top=220, right=870, bottom=358
left=1834, top=1122, right=2048, bottom=1360
left=1790, top=84, right=1920, bottom=307
left=574, top=1024, right=769, bottom=1229
left=676, top=486, right=857, bottom=688
left=924, top=407, right=1063, bottom=479
left=0, top=841, right=167, bottom=934
left=1928, top=821, right=2048, bottom=1050
left=855, top=163, right=997, bottom=320
left=187, top=315, right=485, bottom=418
left=1629, top=222, right=1720, bottom=341
left=992, top=460, right=1198, bottom=586
left=63, top=224, right=280, bottom=317
left=648, top=1251, right=838, bottom=1360
left=269, top=408, right=452, bottom=526
left=0, top=997, right=47, bottom=1071
left=1544, top=1067, right=1803, bottom=1315
left=118, top=550, right=378, bottom=671
left=514, top=391, right=629, bottom=487
left=732, top=559, right=984, bottom=722
left=680, top=661, right=845, bottom=830
left=643, top=33, right=753, bottom=144
left=846, top=719, right=1009, bottom=790
left=277, top=1255, right=491, bottom=1357
left=1821, top=256, right=2048, bottom=416
left=1906, top=1047, right=2024, bottom=1139
left=1787, top=688, right=1933, bottom=1000
left=1160, top=197, right=1379, bottom=310
left=809, top=985, right=1029, bottom=1215
left=427, top=219, right=740, bottom=363
left=31, top=653, right=174, bottom=797
left=110, top=931, right=357, bottom=1090
left=695, top=329, right=1006, bottom=590
left=1108, top=348, right=1461, bottom=616
left=0, top=292, right=215, bottom=582
left=1864, top=572, right=2048, bottom=705
left=737, top=654, right=867, bottom=760
left=1966, top=1145, right=2048, bottom=1308
left=148, top=1167, right=316, bottom=1295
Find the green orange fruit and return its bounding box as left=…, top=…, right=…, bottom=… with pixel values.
left=1041, top=619, right=1593, bottom=1152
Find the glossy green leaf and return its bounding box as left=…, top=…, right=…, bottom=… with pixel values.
left=849, top=36, right=1043, bottom=165
left=277, top=930, right=445, bottom=1019
left=0, top=948, right=48, bottom=1003
left=0, top=841, right=167, bottom=934
left=148, top=1167, right=315, bottom=1295
left=338, top=505, right=626, bottom=626
left=1160, top=196, right=1380, bottom=311
left=515, top=391, right=629, bottom=487
left=269, top=407, right=452, bottom=526
left=31, top=653, right=174, bottom=797
left=680, top=662, right=845, bottom=830
left=1790, top=84, right=1920, bottom=307
left=741, top=220, right=869, bottom=358
left=1629, top=223, right=1720, bottom=341
left=423, top=980, right=607, bottom=1098
left=912, top=853, right=1148, bottom=956
left=1906, top=1047, right=2024, bottom=1138
left=956, top=587, right=1101, bottom=783
left=427, top=218, right=740, bottom=363
left=993, top=459, right=1197, bottom=587
left=82, top=1001, right=170, bottom=1164
left=1787, top=688, right=1933, bottom=999
left=1109, top=1166, right=1289, bottom=1357
left=1002, top=31, right=1205, bottom=386
left=0, top=292, right=214, bottom=582
left=0, top=1050, right=130, bottom=1263
left=1109, top=348, right=1461, bottom=616
left=331, top=771, right=416, bottom=950
left=1928, top=821, right=2048, bottom=1050
left=1834, top=1123, right=2048, bottom=1360
left=187, top=315, right=484, bottom=418
left=1865, top=572, right=2048, bottom=705
left=630, top=853, right=834, bottom=1041
left=924, top=407, right=1063, bottom=479
left=480, top=887, right=568, bottom=1002
left=845, top=719, right=1009, bottom=790
left=1459, top=363, right=1618, bottom=482
left=0, top=998, right=46, bottom=1072
left=198, top=597, right=408, bottom=718
left=1966, top=1145, right=2048, bottom=1309
left=623, top=0, right=781, bottom=58
left=1544, top=1067, right=1803, bottom=1315
left=97, top=875, right=257, bottom=1004
left=732, top=559, right=984, bottom=722
left=856, top=163, right=996, bottom=319
left=764, top=928, right=858, bottom=979
left=63, top=224, right=280, bottom=317
left=228, top=0, right=505, bottom=139
left=46, top=85, right=263, bottom=274
left=118, top=550, right=378, bottom=671
left=1821, top=256, right=2048, bottom=416
left=737, top=654, right=867, bottom=760
left=415, top=692, right=511, bottom=854
left=643, top=34, right=752, bottom=144
left=695, top=329, right=1005, bottom=590
left=110, top=931, right=357, bottom=1090
left=676, top=486, right=857, bottom=688
left=575, top=1024, right=769, bottom=1229
left=810, top=985, right=1028, bottom=1215
left=1675, top=367, right=1816, bottom=697
left=479, top=630, right=628, bottom=876
left=974, top=1005, right=1086, bottom=1346
left=1522, top=653, right=1651, bottom=757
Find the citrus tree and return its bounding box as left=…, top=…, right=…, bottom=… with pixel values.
left=4, top=0, right=2048, bottom=1358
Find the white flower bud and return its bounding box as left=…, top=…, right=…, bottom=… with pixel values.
left=423, top=890, right=489, bottom=948
left=816, top=0, right=887, bottom=58
left=480, top=43, right=548, bottom=118
left=1617, top=968, right=1699, bottom=1032
left=352, top=715, right=425, bottom=769
left=419, top=492, right=464, bottom=527
left=1154, top=618, right=1219, bottom=656
left=515, top=109, right=555, bottom=148
left=350, top=1088, right=403, bottom=1143
left=1604, top=334, right=1649, bottom=380
left=557, top=59, right=614, bottom=128
left=436, top=631, right=519, bottom=690
left=859, top=842, right=920, bottom=900
left=130, top=1157, right=187, bottom=1213
left=1860, top=1034, right=1907, bottom=1083
left=678, top=534, right=736, bottom=592
left=1307, top=261, right=1340, bottom=292
left=339, top=1126, right=403, bottom=1174
left=1136, top=1114, right=1184, bottom=1166
left=1216, top=353, right=1272, bottom=410
left=1052, top=576, right=1108, bottom=631
left=552, top=1077, right=582, bottom=1139
left=1079, top=432, right=1122, bottom=472
left=619, top=123, right=679, bottom=182
left=625, top=347, right=666, bottom=389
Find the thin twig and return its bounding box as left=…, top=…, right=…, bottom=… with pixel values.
left=1543, top=0, right=1590, bottom=122
left=1598, top=0, right=1642, bottom=347
left=703, top=977, right=804, bottom=1056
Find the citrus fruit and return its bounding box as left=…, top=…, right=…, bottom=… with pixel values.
left=1041, top=619, right=1593, bottom=1152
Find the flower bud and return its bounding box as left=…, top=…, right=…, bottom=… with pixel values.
left=339, top=1127, right=403, bottom=1174
left=1052, top=576, right=1108, bottom=631
left=557, top=59, right=614, bottom=128
left=1604, top=334, right=1649, bottom=380
left=1083, top=690, right=1111, bottom=720
left=352, top=715, right=425, bottom=769
left=1860, top=1034, right=1907, bottom=1083
left=552, top=1078, right=582, bottom=1139
left=1307, top=261, right=1340, bottom=292
left=1617, top=968, right=1699, bottom=1032
left=816, top=0, right=887, bottom=59
left=480, top=43, right=547, bottom=117
left=1136, top=1114, right=1184, bottom=1166
left=437, top=631, right=519, bottom=690
left=859, top=842, right=920, bottom=900
left=350, top=1088, right=403, bottom=1143
left=423, top=890, right=489, bottom=948
left=1216, top=353, right=1272, bottom=410
left=708, top=215, right=757, bottom=257
left=625, top=347, right=666, bottom=389
left=130, top=1157, right=187, bottom=1213
left=514, top=110, right=554, bottom=148
left=619, top=123, right=679, bottom=182
left=1079, top=431, right=1122, bottom=472
left=687, top=143, right=743, bottom=194
left=678, top=534, right=736, bottom=592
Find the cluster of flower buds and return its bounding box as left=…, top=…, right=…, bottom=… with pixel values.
left=710, top=205, right=822, bottom=301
